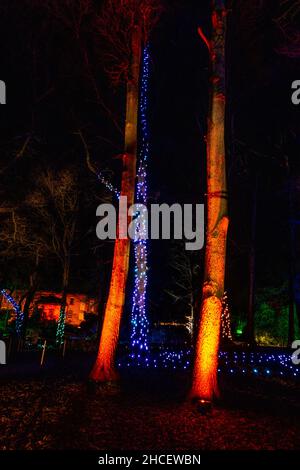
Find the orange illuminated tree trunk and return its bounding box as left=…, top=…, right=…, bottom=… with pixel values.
left=191, top=0, right=229, bottom=401
left=90, top=25, right=141, bottom=382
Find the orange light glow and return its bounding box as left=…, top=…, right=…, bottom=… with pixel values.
left=90, top=25, right=142, bottom=383
left=191, top=296, right=222, bottom=400
left=191, top=0, right=228, bottom=402
left=90, top=238, right=130, bottom=382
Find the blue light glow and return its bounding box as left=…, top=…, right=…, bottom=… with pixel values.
left=97, top=173, right=120, bottom=199
left=118, top=349, right=300, bottom=380
left=130, top=44, right=151, bottom=361
left=0, top=289, right=24, bottom=336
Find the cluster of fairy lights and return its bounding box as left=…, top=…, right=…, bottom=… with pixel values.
left=119, top=349, right=192, bottom=369
left=97, top=173, right=120, bottom=199
left=118, top=349, right=300, bottom=377
left=218, top=351, right=300, bottom=379
left=56, top=305, right=66, bottom=345
left=130, top=44, right=151, bottom=361
left=221, top=291, right=232, bottom=340
left=0, top=289, right=24, bottom=336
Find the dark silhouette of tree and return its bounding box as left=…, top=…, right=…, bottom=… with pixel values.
left=26, top=168, right=80, bottom=343
left=0, top=210, right=48, bottom=336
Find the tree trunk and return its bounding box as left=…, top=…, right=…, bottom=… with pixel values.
left=90, top=25, right=141, bottom=382
left=96, top=254, right=105, bottom=342
left=22, top=254, right=39, bottom=339
left=191, top=0, right=228, bottom=402
left=22, top=286, right=36, bottom=338
left=246, top=173, right=258, bottom=345
left=56, top=259, right=70, bottom=345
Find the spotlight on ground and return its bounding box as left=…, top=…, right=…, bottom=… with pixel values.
left=193, top=398, right=212, bottom=415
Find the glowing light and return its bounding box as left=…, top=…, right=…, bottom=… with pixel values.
left=130, top=44, right=151, bottom=361
left=117, top=349, right=300, bottom=379
left=191, top=0, right=229, bottom=401
left=56, top=304, right=66, bottom=345
left=90, top=26, right=142, bottom=382
left=90, top=238, right=131, bottom=381
left=0, top=289, right=24, bottom=336
left=221, top=291, right=232, bottom=340
left=97, top=172, right=120, bottom=199
left=192, top=296, right=223, bottom=400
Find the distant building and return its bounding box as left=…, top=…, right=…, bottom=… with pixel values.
left=0, top=290, right=98, bottom=327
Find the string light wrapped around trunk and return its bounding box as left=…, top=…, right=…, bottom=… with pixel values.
left=130, top=44, right=151, bottom=362
left=56, top=304, right=66, bottom=345
left=221, top=291, right=233, bottom=341
left=0, top=289, right=24, bottom=336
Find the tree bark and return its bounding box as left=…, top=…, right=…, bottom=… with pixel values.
left=90, top=25, right=141, bottom=382
left=22, top=253, right=40, bottom=339
left=22, top=286, right=36, bottom=338
left=191, top=0, right=228, bottom=402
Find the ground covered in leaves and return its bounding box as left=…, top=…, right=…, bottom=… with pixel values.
left=1, top=357, right=300, bottom=450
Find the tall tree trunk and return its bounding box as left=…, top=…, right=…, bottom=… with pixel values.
left=246, top=173, right=258, bottom=345
left=191, top=0, right=228, bottom=402
left=90, top=25, right=141, bottom=382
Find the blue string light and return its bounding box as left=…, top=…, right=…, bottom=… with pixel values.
left=0, top=289, right=24, bottom=336
left=118, top=349, right=300, bottom=379
left=97, top=172, right=120, bottom=199
left=217, top=351, right=300, bottom=379
left=130, top=44, right=151, bottom=362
